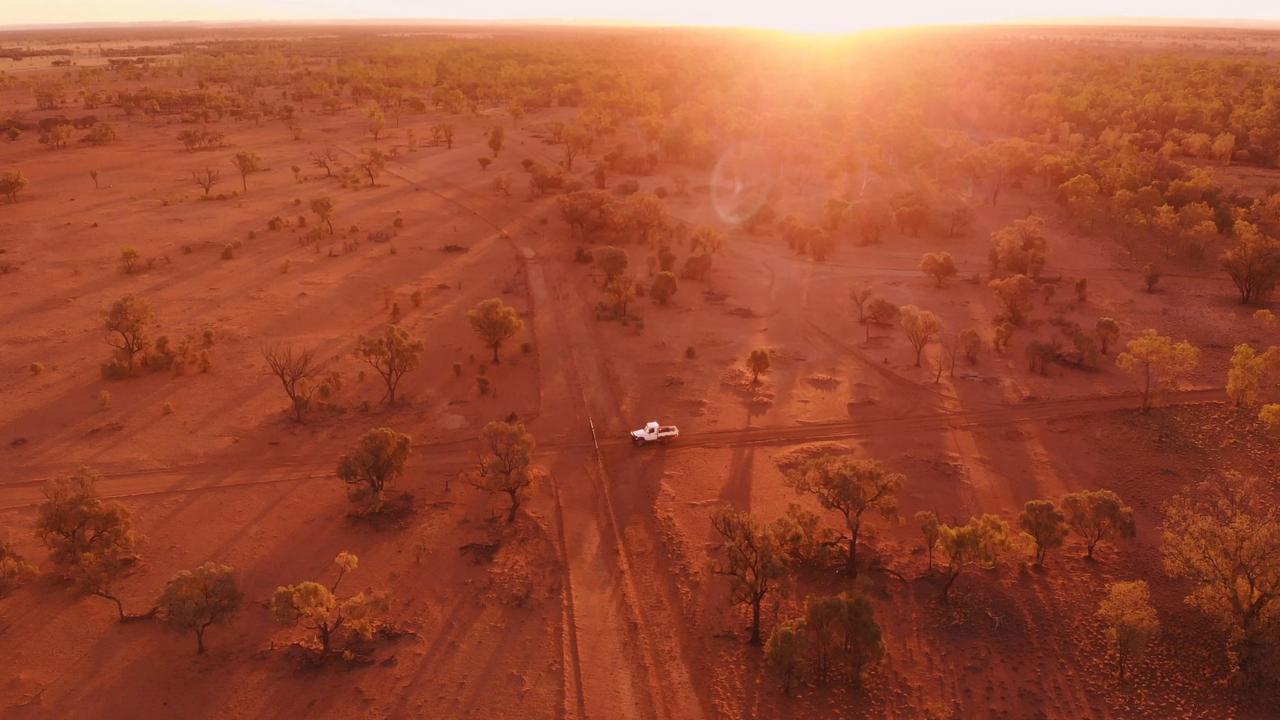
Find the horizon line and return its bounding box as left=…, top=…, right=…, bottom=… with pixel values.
left=4, top=15, right=1280, bottom=34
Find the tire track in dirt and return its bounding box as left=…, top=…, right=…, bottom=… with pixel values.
left=522, top=246, right=662, bottom=720
left=0, top=388, right=1224, bottom=510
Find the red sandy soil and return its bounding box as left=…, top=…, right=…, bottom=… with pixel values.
left=1, top=31, right=1278, bottom=720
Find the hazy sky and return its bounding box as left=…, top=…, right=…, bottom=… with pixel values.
left=6, top=0, right=1280, bottom=31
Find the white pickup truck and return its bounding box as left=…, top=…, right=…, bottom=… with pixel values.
left=630, top=421, right=679, bottom=446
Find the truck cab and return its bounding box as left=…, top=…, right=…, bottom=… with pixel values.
left=631, top=421, right=679, bottom=445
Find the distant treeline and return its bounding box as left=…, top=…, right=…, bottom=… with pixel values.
left=0, top=47, right=73, bottom=60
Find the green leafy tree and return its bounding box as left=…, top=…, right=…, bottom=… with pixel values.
left=650, top=271, right=679, bottom=305
left=1226, top=343, right=1280, bottom=406
left=764, top=619, right=806, bottom=695
left=785, top=455, right=903, bottom=577
left=803, top=593, right=883, bottom=687
left=103, top=295, right=155, bottom=371
left=1116, top=330, right=1200, bottom=412
left=988, top=274, right=1035, bottom=325
left=1062, top=489, right=1135, bottom=559
left=1097, top=580, right=1159, bottom=682
left=1162, top=473, right=1280, bottom=682
left=488, top=125, right=505, bottom=157
left=936, top=514, right=1010, bottom=600
left=156, top=562, right=243, bottom=653
left=915, top=510, right=941, bottom=570
left=1019, top=499, right=1067, bottom=566
left=593, top=246, right=629, bottom=285
left=1220, top=221, right=1280, bottom=305
left=747, top=348, right=771, bottom=385
left=0, top=542, right=36, bottom=597
left=1095, top=317, right=1120, bottom=355
left=919, top=251, right=958, bottom=287
left=0, top=170, right=29, bottom=202
left=467, top=421, right=537, bottom=522
left=337, top=428, right=412, bottom=512
left=272, top=552, right=389, bottom=655
left=467, top=297, right=523, bottom=364
left=989, top=215, right=1048, bottom=276
left=710, top=507, right=787, bottom=644
left=310, top=196, right=336, bottom=235
left=354, top=326, right=423, bottom=405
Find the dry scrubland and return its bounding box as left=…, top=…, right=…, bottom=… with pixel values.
left=1, top=22, right=1280, bottom=720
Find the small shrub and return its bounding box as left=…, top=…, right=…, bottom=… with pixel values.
left=99, top=390, right=112, bottom=409
left=685, top=346, right=697, bottom=359
left=453, top=361, right=463, bottom=376
left=161, top=402, right=174, bottom=415
left=220, top=244, right=234, bottom=260
left=477, top=377, right=491, bottom=395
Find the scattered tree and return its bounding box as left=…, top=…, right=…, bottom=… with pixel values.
left=989, top=274, right=1035, bottom=324
left=1142, top=263, right=1161, bottom=292
left=747, top=348, right=771, bottom=385
left=1095, top=317, right=1120, bottom=355
left=263, top=345, right=320, bottom=422
left=354, top=326, right=423, bottom=405
left=1097, top=580, right=1159, bottom=682
left=1162, top=473, right=1280, bottom=682
left=1062, top=489, right=1135, bottom=559
left=467, top=421, right=537, bottom=522
left=103, top=295, right=155, bottom=372
left=36, top=468, right=142, bottom=619
left=936, top=514, right=1010, bottom=600
left=467, top=297, right=523, bottom=363
left=785, top=455, right=903, bottom=577
left=919, top=251, right=958, bottom=287
left=1220, top=222, right=1280, bottom=305
left=764, top=619, right=806, bottom=695
left=915, top=510, right=941, bottom=570
left=866, top=299, right=900, bottom=341
left=119, top=247, right=141, bottom=274
left=272, top=552, right=389, bottom=655
left=803, top=593, right=883, bottom=687
left=337, top=427, right=411, bottom=512
left=850, top=285, right=873, bottom=325
left=156, top=562, right=243, bottom=653
left=311, top=148, right=337, bottom=177
left=488, top=125, right=505, bottom=157
left=310, top=196, right=336, bottom=235
left=230, top=152, right=261, bottom=192
left=0, top=542, right=36, bottom=597
left=990, top=216, right=1048, bottom=276
left=899, top=305, right=942, bottom=367
left=1226, top=343, right=1280, bottom=406
left=651, top=271, right=679, bottom=305
left=593, top=246, right=629, bottom=285
left=1019, top=499, right=1067, bottom=566
left=192, top=168, right=220, bottom=197
left=710, top=507, right=787, bottom=644
left=360, top=148, right=386, bottom=186
left=1115, top=329, right=1200, bottom=412
left=0, top=170, right=30, bottom=202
